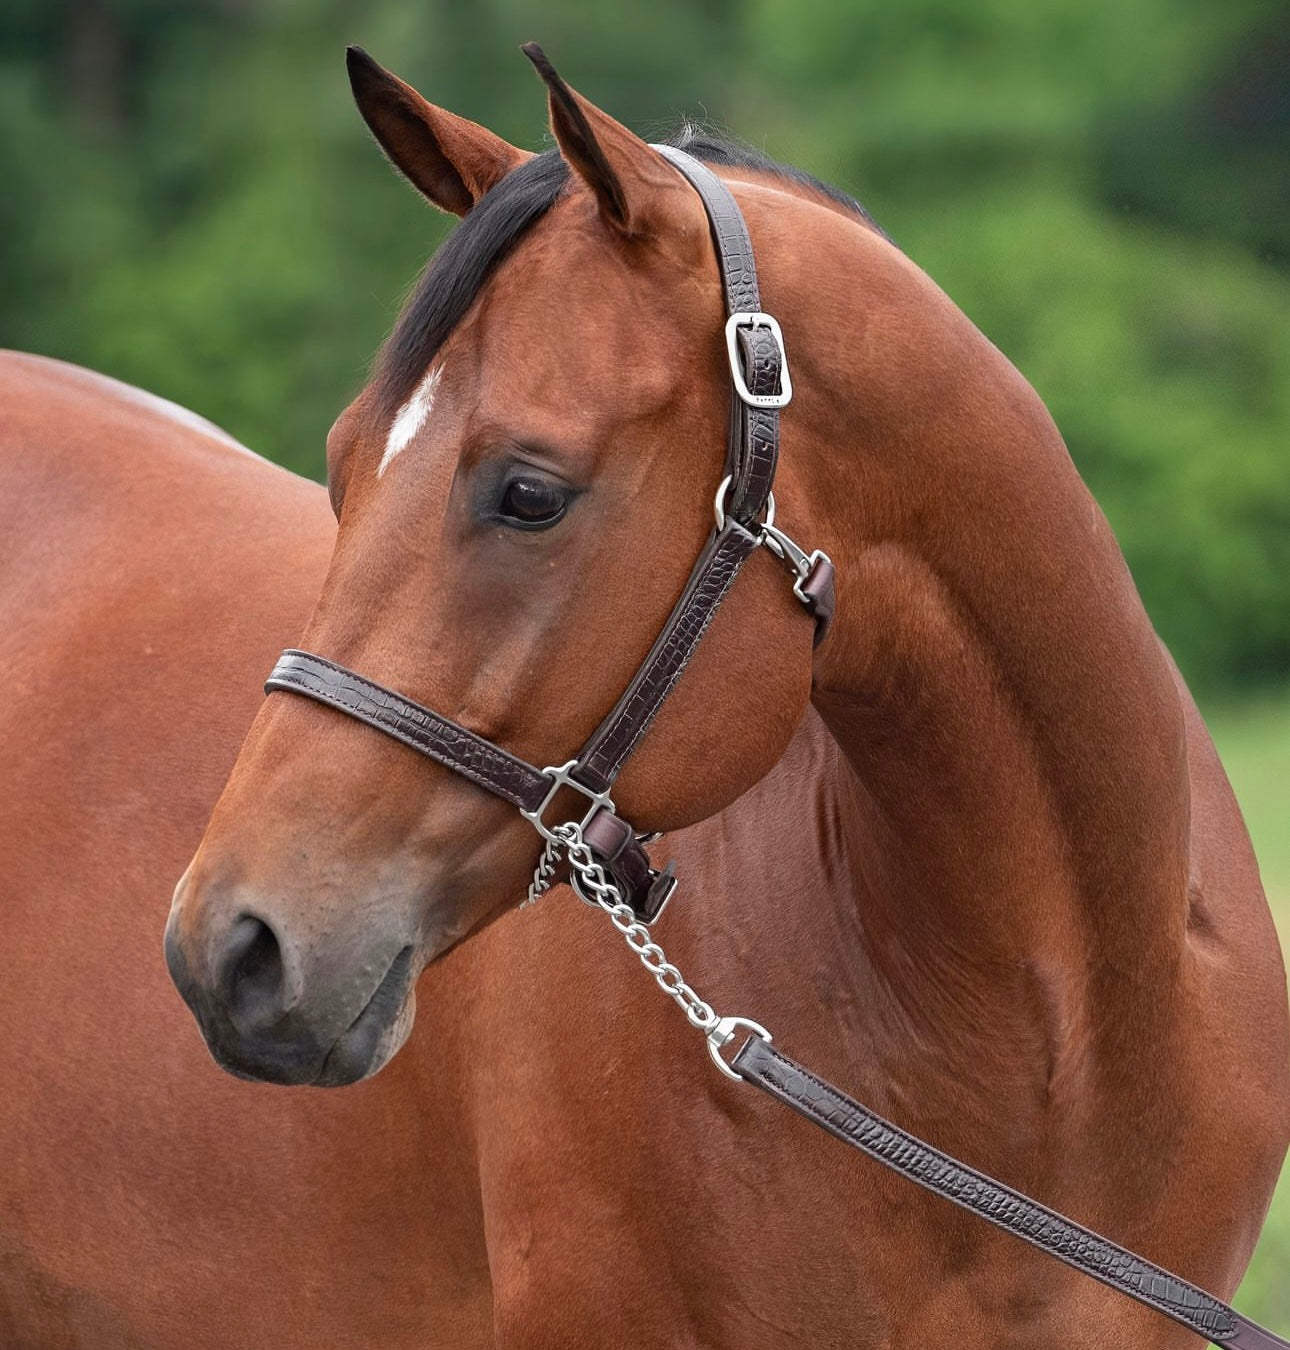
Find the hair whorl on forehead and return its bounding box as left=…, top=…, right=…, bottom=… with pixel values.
left=374, top=127, right=883, bottom=414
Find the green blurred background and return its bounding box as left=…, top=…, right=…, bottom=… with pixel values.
left=1, top=0, right=1286, bottom=1326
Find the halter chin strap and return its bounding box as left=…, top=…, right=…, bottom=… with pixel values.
left=266, top=145, right=833, bottom=923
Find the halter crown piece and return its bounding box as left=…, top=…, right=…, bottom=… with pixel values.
left=262, top=147, right=1287, bottom=1350
left=266, top=145, right=835, bottom=926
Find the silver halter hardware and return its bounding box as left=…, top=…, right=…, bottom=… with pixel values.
left=519, top=759, right=617, bottom=842
left=725, top=312, right=793, bottom=408
left=714, top=472, right=833, bottom=615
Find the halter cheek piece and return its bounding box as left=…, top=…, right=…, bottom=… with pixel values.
left=261, top=148, right=1287, bottom=1350
left=266, top=146, right=835, bottom=925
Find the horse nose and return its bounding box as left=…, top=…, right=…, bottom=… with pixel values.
left=215, top=913, right=302, bottom=1032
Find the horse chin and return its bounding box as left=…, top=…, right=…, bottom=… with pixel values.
left=180, top=937, right=421, bottom=1088
left=313, top=984, right=417, bottom=1088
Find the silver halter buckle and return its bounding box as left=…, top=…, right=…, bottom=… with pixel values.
left=725, top=312, right=793, bottom=409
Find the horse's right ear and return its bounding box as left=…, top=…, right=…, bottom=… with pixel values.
left=346, top=47, right=532, bottom=216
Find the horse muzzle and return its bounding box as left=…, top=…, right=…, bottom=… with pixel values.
left=164, top=872, right=419, bottom=1087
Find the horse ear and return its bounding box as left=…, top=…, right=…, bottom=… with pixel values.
left=346, top=46, right=532, bottom=216
left=521, top=43, right=679, bottom=237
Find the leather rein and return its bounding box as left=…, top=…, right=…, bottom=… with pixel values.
left=264, top=147, right=1285, bottom=1350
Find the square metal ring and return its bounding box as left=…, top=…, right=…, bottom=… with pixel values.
left=520, top=760, right=616, bottom=841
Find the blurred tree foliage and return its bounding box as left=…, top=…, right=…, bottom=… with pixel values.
left=1, top=0, right=1286, bottom=693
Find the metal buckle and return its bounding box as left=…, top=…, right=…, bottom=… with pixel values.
left=724, top=312, right=792, bottom=409
left=520, top=760, right=616, bottom=843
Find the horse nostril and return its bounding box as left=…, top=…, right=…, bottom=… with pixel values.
left=220, top=914, right=289, bottom=1029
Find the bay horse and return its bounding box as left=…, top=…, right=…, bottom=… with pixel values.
left=2, top=44, right=1285, bottom=1350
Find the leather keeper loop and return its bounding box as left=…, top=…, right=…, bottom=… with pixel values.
left=802, top=556, right=837, bottom=646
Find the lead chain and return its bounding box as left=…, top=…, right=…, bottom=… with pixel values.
left=523, top=835, right=561, bottom=907
left=550, top=822, right=719, bottom=1033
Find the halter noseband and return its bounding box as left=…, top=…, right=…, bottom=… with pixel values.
left=264, top=146, right=834, bottom=923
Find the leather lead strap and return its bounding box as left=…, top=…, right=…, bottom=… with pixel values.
left=732, top=1036, right=1289, bottom=1349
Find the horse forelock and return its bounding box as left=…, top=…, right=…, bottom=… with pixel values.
left=373, top=128, right=885, bottom=418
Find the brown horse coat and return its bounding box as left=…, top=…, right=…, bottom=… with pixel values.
left=4, top=52, right=1289, bottom=1350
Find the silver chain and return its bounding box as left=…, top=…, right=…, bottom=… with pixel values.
left=540, top=822, right=718, bottom=1033
left=520, top=816, right=770, bottom=1077
left=523, top=835, right=561, bottom=907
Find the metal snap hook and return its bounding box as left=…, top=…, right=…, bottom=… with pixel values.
left=706, top=1016, right=773, bottom=1081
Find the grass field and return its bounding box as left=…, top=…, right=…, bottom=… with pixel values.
left=1208, top=688, right=1289, bottom=1327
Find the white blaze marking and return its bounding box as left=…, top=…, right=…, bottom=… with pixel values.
left=379, top=365, right=443, bottom=477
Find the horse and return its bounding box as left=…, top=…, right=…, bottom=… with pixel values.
left=0, top=354, right=500, bottom=1346
left=5, top=39, right=1287, bottom=1349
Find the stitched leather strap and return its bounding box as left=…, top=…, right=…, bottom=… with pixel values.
left=265, top=150, right=803, bottom=919
left=733, top=1036, right=1288, bottom=1349
left=264, top=652, right=673, bottom=921
left=265, top=651, right=551, bottom=813
left=654, top=147, right=762, bottom=317
left=572, top=520, right=759, bottom=794
left=653, top=145, right=782, bottom=526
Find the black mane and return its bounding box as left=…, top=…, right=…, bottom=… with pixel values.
left=375, top=129, right=881, bottom=412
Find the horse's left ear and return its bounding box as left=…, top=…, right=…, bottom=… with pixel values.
left=347, top=46, right=532, bottom=215
left=521, top=42, right=682, bottom=238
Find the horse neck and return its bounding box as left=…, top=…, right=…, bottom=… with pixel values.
left=775, top=213, right=1191, bottom=1000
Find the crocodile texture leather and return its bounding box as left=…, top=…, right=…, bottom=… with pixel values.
left=653, top=144, right=781, bottom=527
left=654, top=146, right=762, bottom=316
left=732, top=1037, right=1289, bottom=1348
left=729, top=325, right=783, bottom=521
left=572, top=520, right=759, bottom=794
left=1226, top=1317, right=1290, bottom=1350
left=265, top=651, right=550, bottom=812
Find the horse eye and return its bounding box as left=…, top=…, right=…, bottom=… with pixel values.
left=499, top=476, right=568, bottom=528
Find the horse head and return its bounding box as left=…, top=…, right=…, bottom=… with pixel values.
left=164, top=47, right=821, bottom=1085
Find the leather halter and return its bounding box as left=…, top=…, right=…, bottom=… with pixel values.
left=262, top=149, right=1288, bottom=1350
left=266, top=145, right=835, bottom=924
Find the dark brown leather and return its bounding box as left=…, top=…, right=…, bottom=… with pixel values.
left=572, top=520, right=759, bottom=795
left=583, top=807, right=674, bottom=920
left=266, top=148, right=807, bottom=926
left=801, top=555, right=836, bottom=645
left=1227, top=1317, right=1290, bottom=1350
left=654, top=144, right=781, bottom=526
left=729, top=326, right=785, bottom=521
left=265, top=651, right=550, bottom=813
left=582, top=807, right=633, bottom=861
left=732, top=1036, right=1286, bottom=1349
left=653, top=146, right=762, bottom=319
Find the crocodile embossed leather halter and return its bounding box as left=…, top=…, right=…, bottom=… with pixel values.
left=266, top=144, right=835, bottom=929
left=263, top=145, right=1286, bottom=1350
